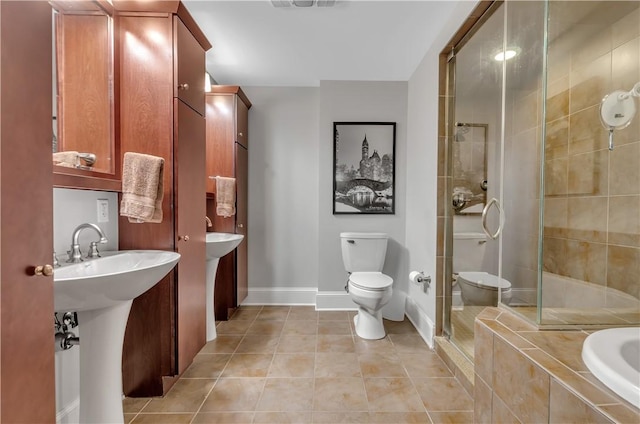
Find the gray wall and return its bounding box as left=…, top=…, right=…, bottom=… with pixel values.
left=53, top=188, right=119, bottom=422
left=318, top=81, right=408, bottom=316
left=53, top=188, right=119, bottom=258
left=244, top=86, right=320, bottom=289
left=244, top=81, right=408, bottom=316
left=405, top=1, right=479, bottom=343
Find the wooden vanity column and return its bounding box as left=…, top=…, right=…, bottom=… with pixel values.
left=206, top=86, right=251, bottom=320
left=0, top=1, right=56, bottom=421
left=116, top=1, right=211, bottom=396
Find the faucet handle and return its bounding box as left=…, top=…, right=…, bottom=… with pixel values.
left=86, top=242, right=101, bottom=259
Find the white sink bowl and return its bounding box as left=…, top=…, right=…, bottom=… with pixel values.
left=206, top=232, right=244, bottom=259
left=582, top=327, right=640, bottom=409
left=205, top=233, right=244, bottom=341
left=54, top=250, right=180, bottom=424
left=54, top=250, right=181, bottom=312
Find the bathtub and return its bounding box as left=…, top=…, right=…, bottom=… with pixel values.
left=582, top=327, right=640, bottom=409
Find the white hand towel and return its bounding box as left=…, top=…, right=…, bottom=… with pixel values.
left=216, top=176, right=236, bottom=218
left=120, top=152, right=164, bottom=223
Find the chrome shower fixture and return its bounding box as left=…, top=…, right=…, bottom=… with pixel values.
left=600, top=81, right=640, bottom=151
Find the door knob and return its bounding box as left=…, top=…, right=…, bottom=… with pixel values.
left=238, top=132, right=243, bottom=137
left=34, top=264, right=54, bottom=277
left=237, top=223, right=244, bottom=228
left=178, top=83, right=190, bottom=91
left=178, top=235, right=190, bottom=241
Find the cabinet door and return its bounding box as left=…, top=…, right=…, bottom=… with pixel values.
left=175, top=99, right=206, bottom=374
left=235, top=97, right=249, bottom=148
left=174, top=16, right=205, bottom=116
left=205, top=93, right=235, bottom=194
left=1, top=2, right=56, bottom=421
left=235, top=143, right=249, bottom=305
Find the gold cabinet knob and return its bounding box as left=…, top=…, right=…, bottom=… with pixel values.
left=179, top=235, right=190, bottom=241
left=238, top=132, right=243, bottom=137
left=178, top=83, right=190, bottom=91
left=34, top=264, right=54, bottom=277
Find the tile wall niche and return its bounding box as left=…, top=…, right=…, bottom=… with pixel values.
left=543, top=3, right=640, bottom=300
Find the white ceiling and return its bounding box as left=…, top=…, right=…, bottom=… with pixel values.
left=183, top=0, right=461, bottom=87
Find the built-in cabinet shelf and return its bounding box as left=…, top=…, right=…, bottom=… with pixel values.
left=206, top=86, right=251, bottom=320
left=117, top=3, right=211, bottom=397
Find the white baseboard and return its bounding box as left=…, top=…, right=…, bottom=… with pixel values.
left=56, top=398, right=79, bottom=424
left=405, top=297, right=435, bottom=349
left=242, top=287, right=317, bottom=305
left=315, top=291, right=358, bottom=310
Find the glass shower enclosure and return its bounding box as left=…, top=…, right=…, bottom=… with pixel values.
left=445, top=0, right=640, bottom=359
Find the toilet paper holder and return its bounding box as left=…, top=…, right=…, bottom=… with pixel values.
left=410, top=271, right=431, bottom=286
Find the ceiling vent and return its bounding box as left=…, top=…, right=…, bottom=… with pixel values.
left=271, top=0, right=336, bottom=7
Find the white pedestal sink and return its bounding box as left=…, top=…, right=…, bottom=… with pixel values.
left=206, top=232, right=244, bottom=341
left=54, top=250, right=180, bottom=424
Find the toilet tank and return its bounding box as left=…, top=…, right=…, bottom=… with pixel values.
left=453, top=232, right=487, bottom=273
left=340, top=232, right=388, bottom=272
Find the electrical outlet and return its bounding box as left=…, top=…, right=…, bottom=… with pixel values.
left=97, top=199, right=109, bottom=223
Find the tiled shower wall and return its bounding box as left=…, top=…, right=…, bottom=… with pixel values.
left=543, top=2, right=640, bottom=300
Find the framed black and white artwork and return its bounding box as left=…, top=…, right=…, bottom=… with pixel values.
left=333, top=122, right=396, bottom=214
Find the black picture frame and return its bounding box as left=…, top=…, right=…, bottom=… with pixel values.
left=333, top=122, right=396, bottom=214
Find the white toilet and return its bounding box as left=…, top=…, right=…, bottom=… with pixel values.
left=457, top=271, right=512, bottom=306
left=340, top=232, right=393, bottom=340
left=453, top=232, right=512, bottom=306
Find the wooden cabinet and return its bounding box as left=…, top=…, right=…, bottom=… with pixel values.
left=235, top=144, right=249, bottom=304
left=174, top=99, right=206, bottom=373
left=0, top=2, right=56, bottom=422
left=205, top=86, right=251, bottom=320
left=117, top=4, right=211, bottom=396
left=174, top=16, right=205, bottom=116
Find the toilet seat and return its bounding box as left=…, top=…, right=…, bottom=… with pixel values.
left=458, top=271, right=511, bottom=290
left=349, top=272, right=393, bottom=291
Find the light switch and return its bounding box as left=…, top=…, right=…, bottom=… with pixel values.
left=97, top=199, right=109, bottom=223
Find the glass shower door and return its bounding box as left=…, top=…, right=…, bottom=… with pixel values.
left=447, top=3, right=506, bottom=359
left=500, top=0, right=547, bottom=320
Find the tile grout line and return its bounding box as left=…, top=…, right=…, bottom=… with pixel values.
left=250, top=306, right=289, bottom=422
left=310, top=310, right=320, bottom=422
left=187, top=305, right=263, bottom=423
left=127, top=398, right=151, bottom=424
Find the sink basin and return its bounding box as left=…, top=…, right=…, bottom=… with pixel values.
left=205, top=233, right=244, bottom=341
left=582, top=327, right=640, bottom=409
left=206, top=232, right=244, bottom=259
left=54, top=250, right=181, bottom=312
left=54, top=250, right=180, bottom=424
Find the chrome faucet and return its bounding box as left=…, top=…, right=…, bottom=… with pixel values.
left=66, top=223, right=108, bottom=263
left=205, top=216, right=212, bottom=228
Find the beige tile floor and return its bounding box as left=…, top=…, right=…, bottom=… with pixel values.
left=123, top=306, right=473, bottom=424
left=449, top=306, right=486, bottom=360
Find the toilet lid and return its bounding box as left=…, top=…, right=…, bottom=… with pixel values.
left=349, top=272, right=393, bottom=290
left=458, top=272, right=511, bottom=290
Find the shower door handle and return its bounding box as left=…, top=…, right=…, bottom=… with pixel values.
left=481, top=197, right=505, bottom=240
